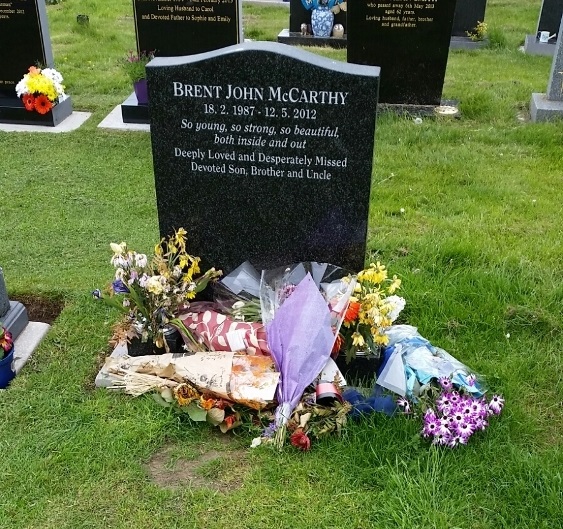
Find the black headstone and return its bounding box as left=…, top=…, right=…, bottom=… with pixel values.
left=537, top=0, right=563, bottom=37
left=0, top=1, right=72, bottom=126
left=347, top=0, right=457, bottom=106
left=132, top=0, right=241, bottom=56
left=451, top=0, right=487, bottom=37
left=0, top=0, right=53, bottom=98
left=123, top=0, right=242, bottom=124
left=147, top=42, right=380, bottom=274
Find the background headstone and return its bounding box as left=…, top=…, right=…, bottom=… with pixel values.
left=133, top=0, right=241, bottom=57
left=0, top=0, right=53, bottom=98
left=530, top=15, right=563, bottom=121
left=0, top=1, right=71, bottom=126
left=0, top=268, right=29, bottom=340
left=0, top=269, right=10, bottom=318
left=347, top=0, right=457, bottom=107
left=147, top=42, right=380, bottom=274
left=451, top=0, right=487, bottom=36
left=122, top=0, right=242, bottom=124
left=524, top=0, right=563, bottom=56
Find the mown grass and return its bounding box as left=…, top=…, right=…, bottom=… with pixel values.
left=0, top=0, right=562, bottom=528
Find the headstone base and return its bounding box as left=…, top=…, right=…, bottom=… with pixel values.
left=277, top=29, right=347, bottom=49
left=120, top=92, right=149, bottom=124
left=379, top=99, right=460, bottom=118
left=2, top=301, right=29, bottom=341
left=0, top=96, right=73, bottom=126
left=524, top=35, right=556, bottom=56
left=450, top=36, right=488, bottom=50
left=530, top=92, right=563, bottom=122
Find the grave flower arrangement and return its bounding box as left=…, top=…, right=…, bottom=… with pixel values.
left=0, top=325, right=13, bottom=359
left=335, top=262, right=405, bottom=363
left=94, top=228, right=222, bottom=352
left=15, top=66, right=66, bottom=114
left=121, top=50, right=155, bottom=83
left=400, top=375, right=504, bottom=448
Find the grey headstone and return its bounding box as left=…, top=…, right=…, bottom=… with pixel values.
left=0, top=268, right=9, bottom=318
left=147, top=41, right=380, bottom=274
left=547, top=16, right=563, bottom=100
left=530, top=16, right=563, bottom=121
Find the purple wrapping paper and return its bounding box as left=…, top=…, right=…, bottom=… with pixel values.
left=266, top=273, right=334, bottom=426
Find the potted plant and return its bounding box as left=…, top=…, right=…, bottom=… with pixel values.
left=15, top=66, right=67, bottom=115
left=122, top=50, right=155, bottom=105
left=94, top=228, right=222, bottom=356
left=0, top=324, right=15, bottom=388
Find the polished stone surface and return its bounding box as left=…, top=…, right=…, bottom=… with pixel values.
left=547, top=16, right=563, bottom=100
left=0, top=1, right=53, bottom=98
left=0, top=269, right=9, bottom=318
left=452, top=0, right=487, bottom=37
left=347, top=0, right=457, bottom=106
left=147, top=42, right=380, bottom=274
left=537, top=0, right=563, bottom=37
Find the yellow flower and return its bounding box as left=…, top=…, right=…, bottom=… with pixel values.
left=110, top=242, right=126, bottom=254
left=352, top=332, right=365, bottom=347
left=174, top=383, right=199, bottom=406
left=388, top=275, right=402, bottom=294
left=175, top=227, right=187, bottom=245
left=154, top=241, right=163, bottom=256
left=374, top=333, right=389, bottom=346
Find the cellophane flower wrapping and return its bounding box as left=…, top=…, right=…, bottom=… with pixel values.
left=266, top=274, right=335, bottom=446
left=260, top=262, right=356, bottom=349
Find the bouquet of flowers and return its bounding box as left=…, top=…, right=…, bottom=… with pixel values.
left=94, top=228, right=222, bottom=351
left=15, top=66, right=66, bottom=114
left=0, top=324, right=13, bottom=359
left=336, top=261, right=405, bottom=363
left=401, top=375, right=504, bottom=448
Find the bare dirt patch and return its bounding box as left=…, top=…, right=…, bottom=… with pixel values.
left=147, top=440, right=249, bottom=492
left=11, top=294, right=64, bottom=324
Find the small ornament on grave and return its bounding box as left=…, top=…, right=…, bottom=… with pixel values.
left=300, top=0, right=347, bottom=38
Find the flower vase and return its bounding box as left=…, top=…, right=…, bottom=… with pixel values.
left=0, top=347, right=15, bottom=388
left=127, top=327, right=184, bottom=357
left=133, top=78, right=148, bottom=105
left=311, top=7, right=334, bottom=38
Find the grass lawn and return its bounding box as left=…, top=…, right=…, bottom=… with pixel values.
left=0, top=0, right=562, bottom=528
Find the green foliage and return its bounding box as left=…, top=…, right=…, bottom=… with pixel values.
left=486, top=26, right=509, bottom=49
left=0, top=1, right=562, bottom=528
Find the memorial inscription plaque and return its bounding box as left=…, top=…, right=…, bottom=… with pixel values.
left=147, top=42, right=380, bottom=273
left=133, top=0, right=241, bottom=57
left=347, top=0, right=457, bottom=106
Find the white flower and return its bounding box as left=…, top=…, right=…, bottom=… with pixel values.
left=250, top=437, right=262, bottom=448
left=110, top=242, right=126, bottom=255
left=384, top=295, right=406, bottom=322
left=134, top=253, right=148, bottom=268
left=146, top=275, right=164, bottom=295
left=138, top=274, right=149, bottom=288
left=42, top=68, right=63, bottom=84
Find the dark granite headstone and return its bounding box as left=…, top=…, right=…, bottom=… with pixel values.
left=123, top=0, right=242, bottom=124
left=347, top=0, right=457, bottom=107
left=537, top=0, right=563, bottom=37
left=0, top=269, right=9, bottom=318
left=0, top=268, right=28, bottom=340
left=147, top=42, right=380, bottom=274
left=524, top=0, right=562, bottom=56
left=451, top=0, right=486, bottom=37
left=0, top=1, right=71, bottom=125
left=278, top=0, right=347, bottom=49
left=531, top=15, right=563, bottom=121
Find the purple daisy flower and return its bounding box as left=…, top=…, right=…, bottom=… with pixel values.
left=436, top=394, right=452, bottom=414
left=397, top=398, right=411, bottom=414
left=422, top=416, right=442, bottom=438
left=488, top=395, right=505, bottom=415
left=474, top=417, right=488, bottom=431
left=449, top=391, right=461, bottom=405
left=455, top=420, right=475, bottom=439
left=438, top=376, right=453, bottom=390
left=432, top=429, right=452, bottom=446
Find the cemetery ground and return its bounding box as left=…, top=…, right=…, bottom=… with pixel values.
left=0, top=0, right=562, bottom=527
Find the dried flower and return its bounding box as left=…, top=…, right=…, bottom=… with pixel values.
left=290, top=429, right=311, bottom=451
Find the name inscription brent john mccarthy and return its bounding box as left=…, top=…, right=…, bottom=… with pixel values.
left=171, top=82, right=351, bottom=181
left=172, top=83, right=349, bottom=105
